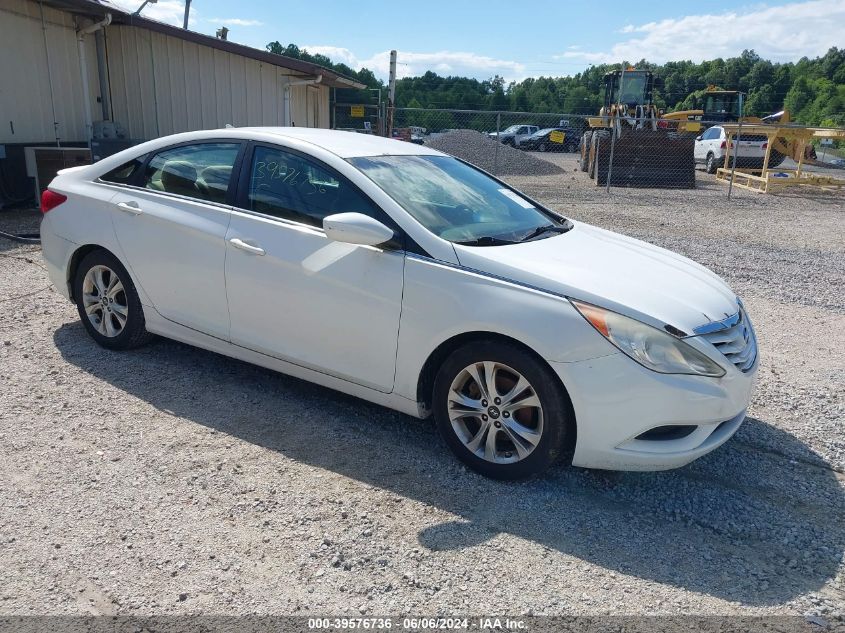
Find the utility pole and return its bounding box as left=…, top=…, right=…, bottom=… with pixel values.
left=387, top=50, right=397, bottom=137
left=182, top=0, right=191, bottom=29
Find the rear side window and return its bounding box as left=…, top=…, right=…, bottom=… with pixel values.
left=143, top=143, right=240, bottom=204
left=101, top=155, right=147, bottom=184
left=245, top=145, right=381, bottom=228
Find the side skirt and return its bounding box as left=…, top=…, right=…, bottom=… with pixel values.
left=143, top=307, right=426, bottom=419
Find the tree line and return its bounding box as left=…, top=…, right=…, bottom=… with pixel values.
left=266, top=43, right=845, bottom=128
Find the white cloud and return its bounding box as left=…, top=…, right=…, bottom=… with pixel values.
left=301, top=45, right=527, bottom=82
left=208, top=18, right=264, bottom=27
left=559, top=0, right=845, bottom=65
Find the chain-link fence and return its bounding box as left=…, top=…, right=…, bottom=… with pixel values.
left=334, top=106, right=845, bottom=196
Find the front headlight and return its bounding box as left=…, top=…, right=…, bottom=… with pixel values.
left=571, top=300, right=726, bottom=378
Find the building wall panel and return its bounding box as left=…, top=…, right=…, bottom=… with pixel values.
left=0, top=0, right=99, bottom=144
left=1, top=1, right=333, bottom=145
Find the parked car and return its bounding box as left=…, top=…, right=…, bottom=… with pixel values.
left=489, top=124, right=539, bottom=147
left=694, top=125, right=772, bottom=173
left=828, top=158, right=845, bottom=168
left=40, top=128, right=757, bottom=479
left=520, top=127, right=580, bottom=153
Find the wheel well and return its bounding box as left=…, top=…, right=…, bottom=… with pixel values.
left=416, top=331, right=577, bottom=449
left=66, top=244, right=107, bottom=301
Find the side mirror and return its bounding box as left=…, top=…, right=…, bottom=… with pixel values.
left=323, top=212, right=394, bottom=247
left=696, top=135, right=703, bottom=141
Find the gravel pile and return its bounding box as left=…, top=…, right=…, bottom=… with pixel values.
left=1, top=170, right=844, bottom=623
left=425, top=130, right=563, bottom=176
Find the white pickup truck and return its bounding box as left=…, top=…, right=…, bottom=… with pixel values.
left=489, top=124, right=539, bottom=147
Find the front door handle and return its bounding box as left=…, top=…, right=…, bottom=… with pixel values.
left=115, top=201, right=143, bottom=215
left=229, top=238, right=265, bottom=256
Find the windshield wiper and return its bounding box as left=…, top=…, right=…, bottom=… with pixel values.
left=518, top=224, right=569, bottom=242
left=454, top=235, right=519, bottom=247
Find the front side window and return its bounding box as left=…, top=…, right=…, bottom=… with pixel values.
left=350, top=155, right=568, bottom=244
left=143, top=142, right=240, bottom=203
left=246, top=145, right=380, bottom=228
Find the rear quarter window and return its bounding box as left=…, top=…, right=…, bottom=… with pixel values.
left=100, top=155, right=147, bottom=185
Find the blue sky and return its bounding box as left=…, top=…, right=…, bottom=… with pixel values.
left=111, top=0, right=845, bottom=81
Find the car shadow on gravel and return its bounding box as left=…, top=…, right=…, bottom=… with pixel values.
left=54, top=323, right=845, bottom=607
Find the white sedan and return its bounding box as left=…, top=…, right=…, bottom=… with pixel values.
left=40, top=128, right=758, bottom=479
left=694, top=125, right=775, bottom=173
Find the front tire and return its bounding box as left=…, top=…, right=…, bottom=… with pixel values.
left=433, top=341, right=571, bottom=480
left=73, top=249, right=153, bottom=350
left=579, top=132, right=593, bottom=172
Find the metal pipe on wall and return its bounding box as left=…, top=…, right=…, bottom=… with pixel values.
left=38, top=1, right=61, bottom=146
left=76, top=13, right=112, bottom=146
left=94, top=29, right=111, bottom=121
left=284, top=74, right=323, bottom=126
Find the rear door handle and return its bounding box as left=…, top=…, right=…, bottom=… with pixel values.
left=229, top=237, right=265, bottom=256
left=115, top=201, right=143, bottom=215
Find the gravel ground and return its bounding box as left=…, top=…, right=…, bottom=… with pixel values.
left=425, top=130, right=563, bottom=176
left=0, top=160, right=844, bottom=623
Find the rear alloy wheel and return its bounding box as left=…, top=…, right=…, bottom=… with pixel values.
left=73, top=250, right=153, bottom=350
left=82, top=265, right=128, bottom=338
left=433, top=341, right=570, bottom=479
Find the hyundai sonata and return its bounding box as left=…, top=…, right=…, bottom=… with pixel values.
left=40, top=128, right=757, bottom=479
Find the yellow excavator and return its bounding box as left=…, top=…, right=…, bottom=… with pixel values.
left=662, top=86, right=816, bottom=167
left=578, top=68, right=698, bottom=188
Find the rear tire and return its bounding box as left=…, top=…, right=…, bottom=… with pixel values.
left=433, top=340, right=571, bottom=480
left=73, top=249, right=153, bottom=350
left=705, top=152, right=720, bottom=174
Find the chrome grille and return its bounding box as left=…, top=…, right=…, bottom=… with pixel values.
left=697, top=308, right=757, bottom=372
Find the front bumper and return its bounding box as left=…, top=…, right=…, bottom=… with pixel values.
left=550, top=351, right=757, bottom=471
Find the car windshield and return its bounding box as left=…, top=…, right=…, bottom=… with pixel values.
left=501, top=125, right=522, bottom=134
left=349, top=155, right=568, bottom=244
left=532, top=128, right=556, bottom=137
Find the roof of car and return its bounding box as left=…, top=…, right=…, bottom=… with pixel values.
left=238, top=127, right=445, bottom=159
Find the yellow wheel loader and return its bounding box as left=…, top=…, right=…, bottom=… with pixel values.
left=578, top=69, right=698, bottom=188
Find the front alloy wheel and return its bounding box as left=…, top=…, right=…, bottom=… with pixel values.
left=433, top=341, right=571, bottom=479
left=448, top=361, right=543, bottom=464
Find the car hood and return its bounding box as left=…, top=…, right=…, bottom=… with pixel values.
left=452, top=221, right=738, bottom=334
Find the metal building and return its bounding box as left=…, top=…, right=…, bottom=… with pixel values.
left=0, top=0, right=365, bottom=204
